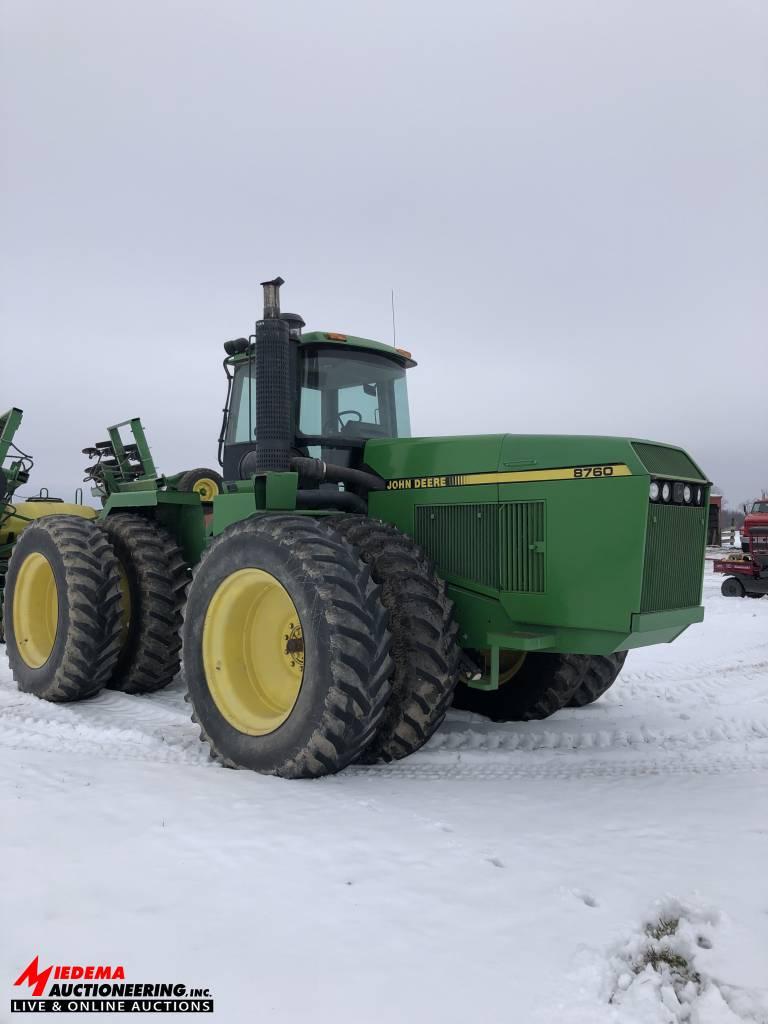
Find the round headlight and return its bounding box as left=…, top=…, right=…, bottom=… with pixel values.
left=649, top=481, right=660, bottom=502
left=696, top=486, right=703, bottom=505
left=661, top=482, right=672, bottom=503
left=683, top=484, right=692, bottom=504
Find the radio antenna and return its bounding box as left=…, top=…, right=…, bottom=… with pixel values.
left=391, top=288, right=397, bottom=347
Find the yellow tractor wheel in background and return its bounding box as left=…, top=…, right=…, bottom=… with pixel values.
left=0, top=502, right=97, bottom=644
left=192, top=478, right=220, bottom=502
left=176, top=468, right=223, bottom=503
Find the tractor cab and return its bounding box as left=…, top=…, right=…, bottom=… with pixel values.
left=221, top=323, right=415, bottom=481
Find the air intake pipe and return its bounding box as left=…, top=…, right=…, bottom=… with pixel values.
left=290, top=457, right=386, bottom=496
left=247, top=276, right=294, bottom=475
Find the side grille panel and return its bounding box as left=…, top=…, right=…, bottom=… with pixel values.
left=413, top=501, right=545, bottom=593
left=641, top=504, right=706, bottom=612
left=500, top=501, right=545, bottom=593
left=414, top=504, right=500, bottom=588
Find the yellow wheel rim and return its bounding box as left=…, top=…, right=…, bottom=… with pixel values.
left=202, top=568, right=304, bottom=735
left=192, top=478, right=220, bottom=502
left=12, top=552, right=59, bottom=668
left=499, top=650, right=527, bottom=685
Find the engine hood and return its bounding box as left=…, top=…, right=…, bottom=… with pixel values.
left=363, top=433, right=704, bottom=483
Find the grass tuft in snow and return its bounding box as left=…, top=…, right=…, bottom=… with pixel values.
left=645, top=915, right=680, bottom=941
left=635, top=945, right=701, bottom=986
left=633, top=914, right=701, bottom=987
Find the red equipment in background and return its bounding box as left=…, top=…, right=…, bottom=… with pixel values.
left=714, top=526, right=768, bottom=599
left=741, top=496, right=768, bottom=554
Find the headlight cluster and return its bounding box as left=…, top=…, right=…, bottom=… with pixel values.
left=649, top=479, right=704, bottom=506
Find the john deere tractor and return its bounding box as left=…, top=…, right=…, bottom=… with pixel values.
left=2, top=279, right=709, bottom=777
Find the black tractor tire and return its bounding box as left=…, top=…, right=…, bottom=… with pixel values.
left=4, top=515, right=122, bottom=702
left=721, top=577, right=745, bottom=598
left=99, top=514, right=188, bottom=694
left=452, top=653, right=590, bottom=721
left=176, top=468, right=223, bottom=503
left=567, top=652, right=628, bottom=708
left=328, top=516, right=460, bottom=763
left=182, top=514, right=393, bottom=778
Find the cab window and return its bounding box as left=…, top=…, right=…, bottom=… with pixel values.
left=299, top=347, right=411, bottom=442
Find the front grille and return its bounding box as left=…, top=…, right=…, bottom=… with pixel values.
left=640, top=504, right=706, bottom=612
left=632, top=442, right=704, bottom=481
left=413, top=501, right=545, bottom=593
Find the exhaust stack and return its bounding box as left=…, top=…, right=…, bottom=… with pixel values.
left=261, top=276, right=284, bottom=319
left=241, top=276, right=293, bottom=476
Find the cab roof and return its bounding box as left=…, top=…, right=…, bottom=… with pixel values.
left=227, top=331, right=416, bottom=369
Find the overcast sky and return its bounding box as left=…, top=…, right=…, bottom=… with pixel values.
left=2, top=0, right=766, bottom=506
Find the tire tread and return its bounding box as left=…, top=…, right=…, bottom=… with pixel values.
left=100, top=514, right=188, bottom=694
left=327, top=515, right=460, bottom=762
left=5, top=516, right=122, bottom=702
left=183, top=513, right=393, bottom=778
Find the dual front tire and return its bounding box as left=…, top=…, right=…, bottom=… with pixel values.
left=452, top=650, right=628, bottom=719
left=183, top=515, right=395, bottom=777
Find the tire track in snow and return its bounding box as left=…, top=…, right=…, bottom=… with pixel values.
left=348, top=748, right=768, bottom=780
left=429, top=713, right=768, bottom=754
left=2, top=576, right=767, bottom=780
left=0, top=669, right=208, bottom=766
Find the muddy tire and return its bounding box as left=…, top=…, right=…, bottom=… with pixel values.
left=182, top=514, right=393, bottom=778
left=329, top=516, right=460, bottom=762
left=176, top=468, right=223, bottom=503
left=452, top=653, right=590, bottom=721
left=100, top=514, right=188, bottom=694
left=567, top=652, right=628, bottom=708
left=4, top=515, right=122, bottom=701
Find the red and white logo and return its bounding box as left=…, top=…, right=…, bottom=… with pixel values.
left=14, top=956, right=125, bottom=998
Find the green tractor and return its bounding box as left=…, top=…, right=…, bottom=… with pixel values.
left=2, top=279, right=709, bottom=777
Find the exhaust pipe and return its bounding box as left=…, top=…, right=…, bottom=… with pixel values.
left=241, top=277, right=294, bottom=476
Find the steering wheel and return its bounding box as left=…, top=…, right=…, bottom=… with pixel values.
left=338, top=410, right=363, bottom=429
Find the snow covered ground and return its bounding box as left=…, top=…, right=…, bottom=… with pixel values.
left=2, top=558, right=767, bottom=1023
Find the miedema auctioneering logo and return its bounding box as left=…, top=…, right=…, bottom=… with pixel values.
left=11, top=956, right=214, bottom=1014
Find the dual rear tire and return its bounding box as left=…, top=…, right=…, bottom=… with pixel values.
left=4, top=513, right=187, bottom=702
left=4, top=516, right=124, bottom=701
